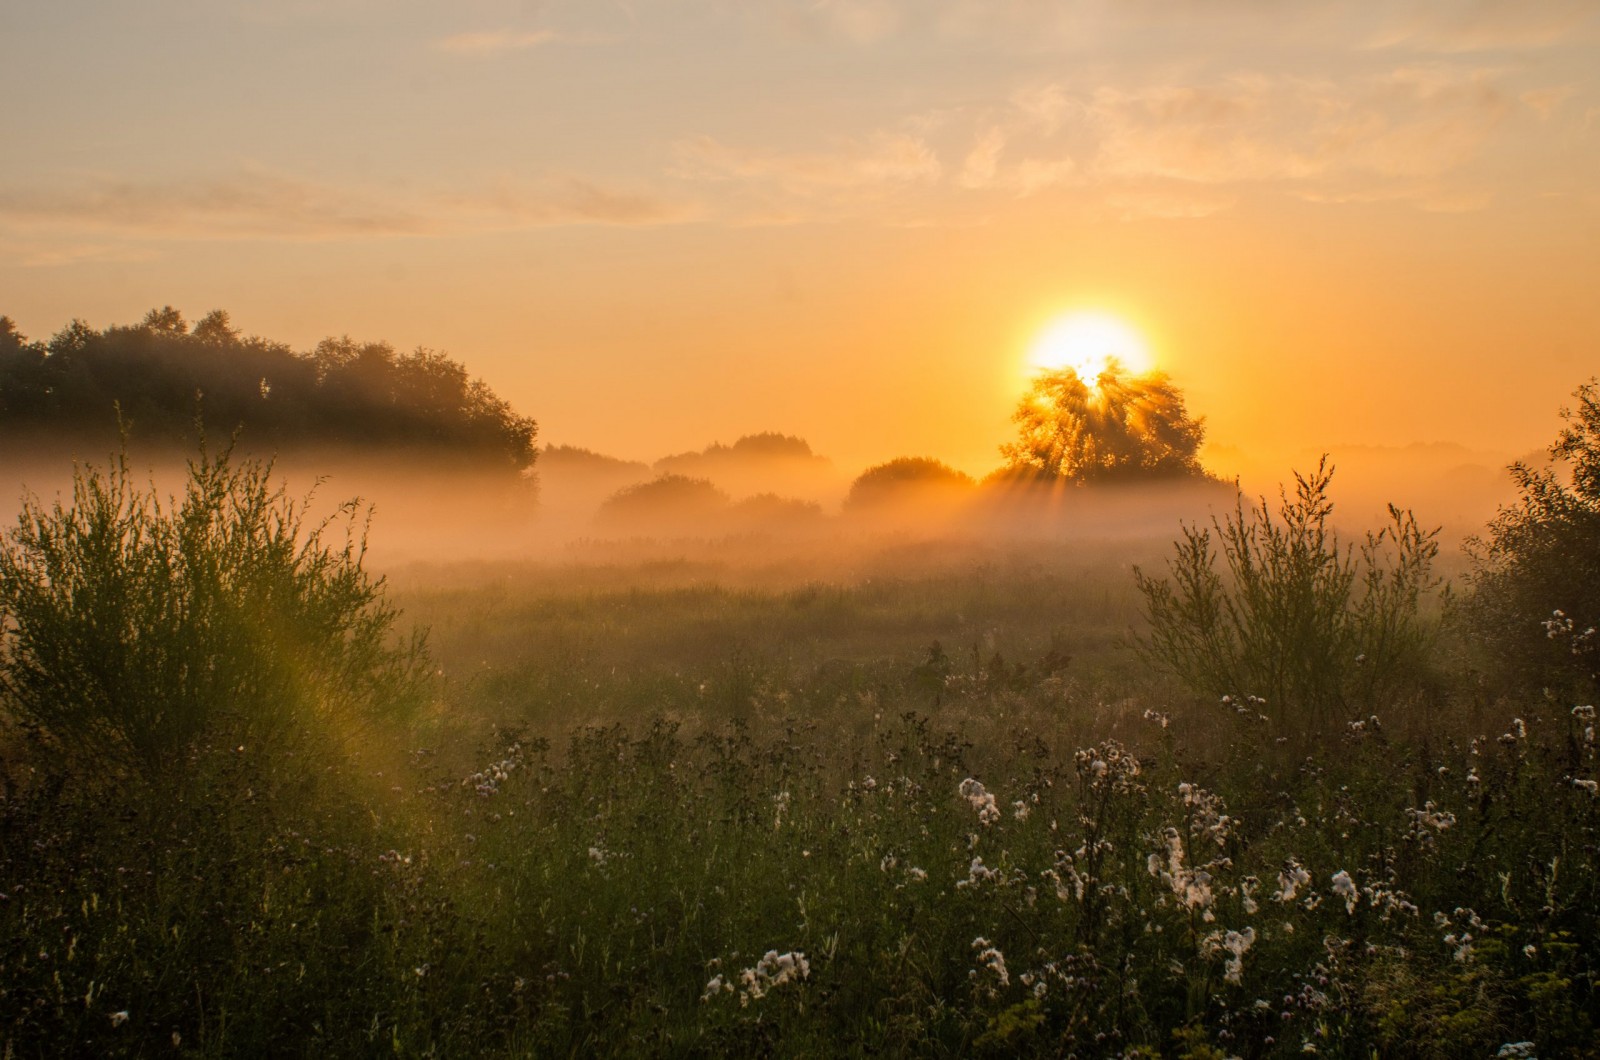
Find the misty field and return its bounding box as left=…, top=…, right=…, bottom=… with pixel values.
left=3, top=442, right=1600, bottom=1058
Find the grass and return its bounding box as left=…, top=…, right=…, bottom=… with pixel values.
left=3, top=459, right=1598, bottom=1056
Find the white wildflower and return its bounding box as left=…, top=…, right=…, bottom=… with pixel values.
left=1275, top=860, right=1312, bottom=903
left=1330, top=870, right=1359, bottom=914
left=958, top=778, right=1002, bottom=826
left=736, top=950, right=810, bottom=1005
left=957, top=856, right=1001, bottom=889
left=1201, top=926, right=1257, bottom=985
left=971, top=937, right=1010, bottom=987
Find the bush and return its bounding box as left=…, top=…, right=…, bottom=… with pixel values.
left=1133, top=458, right=1442, bottom=728
left=843, top=457, right=975, bottom=513
left=0, top=440, right=429, bottom=777
left=1467, top=380, right=1600, bottom=690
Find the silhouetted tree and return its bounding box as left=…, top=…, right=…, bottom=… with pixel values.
left=1468, top=379, right=1600, bottom=689
left=844, top=457, right=975, bottom=511
left=1000, top=362, right=1207, bottom=483
left=0, top=308, right=538, bottom=474
left=594, top=474, right=730, bottom=531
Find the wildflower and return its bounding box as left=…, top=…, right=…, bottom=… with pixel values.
left=109, top=1011, right=129, bottom=1027
left=735, top=950, right=810, bottom=1005
left=971, top=937, right=1010, bottom=987
left=1330, top=871, right=1358, bottom=914
left=1275, top=860, right=1311, bottom=903
left=956, top=856, right=1001, bottom=889
left=701, top=974, right=733, bottom=1001
left=958, top=778, right=1001, bottom=826
left=1201, top=926, right=1257, bottom=985
left=1012, top=800, right=1032, bottom=821
left=1240, top=875, right=1260, bottom=915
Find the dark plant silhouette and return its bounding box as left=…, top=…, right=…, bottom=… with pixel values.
left=0, top=308, right=537, bottom=474
left=1468, top=379, right=1600, bottom=688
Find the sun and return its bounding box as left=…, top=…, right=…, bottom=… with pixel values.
left=1026, top=312, right=1153, bottom=383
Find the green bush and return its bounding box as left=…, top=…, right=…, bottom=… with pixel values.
left=1133, top=458, right=1442, bottom=728
left=1468, top=379, right=1600, bottom=691
left=0, top=440, right=429, bottom=776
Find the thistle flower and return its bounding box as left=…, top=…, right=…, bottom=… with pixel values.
left=958, top=778, right=1001, bottom=826
left=1330, top=871, right=1358, bottom=914
left=971, top=937, right=1010, bottom=987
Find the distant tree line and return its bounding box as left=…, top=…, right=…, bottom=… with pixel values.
left=0, top=308, right=537, bottom=474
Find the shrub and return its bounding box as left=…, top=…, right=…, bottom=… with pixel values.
left=0, top=440, right=429, bottom=777
left=1133, top=458, right=1442, bottom=728
left=843, top=457, right=975, bottom=512
left=1467, top=380, right=1600, bottom=690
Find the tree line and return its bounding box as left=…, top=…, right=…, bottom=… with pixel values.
left=0, top=308, right=537, bottom=474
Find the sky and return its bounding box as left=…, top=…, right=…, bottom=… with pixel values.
left=3, top=0, right=1598, bottom=481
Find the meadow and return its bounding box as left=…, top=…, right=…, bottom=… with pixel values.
left=1, top=449, right=1597, bottom=1058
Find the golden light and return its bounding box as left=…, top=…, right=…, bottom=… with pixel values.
left=1026, top=312, right=1153, bottom=383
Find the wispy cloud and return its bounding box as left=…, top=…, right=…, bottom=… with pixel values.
left=672, top=132, right=942, bottom=193
left=0, top=169, right=697, bottom=246
left=1366, top=0, right=1598, bottom=52
left=434, top=29, right=559, bottom=55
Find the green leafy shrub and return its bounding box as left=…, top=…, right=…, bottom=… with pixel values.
left=0, top=441, right=429, bottom=776
left=1468, top=379, right=1600, bottom=690
left=1133, top=458, right=1442, bottom=727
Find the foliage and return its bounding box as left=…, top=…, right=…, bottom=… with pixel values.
left=0, top=307, right=538, bottom=473
left=1000, top=364, right=1208, bottom=483
left=0, top=440, right=429, bottom=776
left=843, top=456, right=976, bottom=511
left=593, top=474, right=732, bottom=532
left=1468, top=379, right=1600, bottom=689
left=1133, top=458, right=1442, bottom=727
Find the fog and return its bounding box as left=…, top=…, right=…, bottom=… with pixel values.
left=0, top=430, right=1521, bottom=588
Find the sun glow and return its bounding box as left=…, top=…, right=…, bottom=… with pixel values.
left=1026, top=313, right=1153, bottom=383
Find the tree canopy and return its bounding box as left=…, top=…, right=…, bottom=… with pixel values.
left=999, top=363, right=1208, bottom=484
left=0, top=308, right=537, bottom=474
left=1468, top=379, right=1600, bottom=688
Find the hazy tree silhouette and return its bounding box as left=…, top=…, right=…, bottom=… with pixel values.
left=844, top=457, right=975, bottom=512
left=1000, top=362, right=1208, bottom=483
left=0, top=308, right=538, bottom=474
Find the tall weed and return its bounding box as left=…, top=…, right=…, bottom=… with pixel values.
left=1133, top=458, right=1442, bottom=728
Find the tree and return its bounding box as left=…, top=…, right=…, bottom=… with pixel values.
left=1467, top=379, right=1600, bottom=688
left=844, top=457, right=975, bottom=512
left=192, top=309, right=241, bottom=345
left=1000, top=362, right=1208, bottom=483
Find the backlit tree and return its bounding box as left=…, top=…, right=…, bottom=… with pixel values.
left=1000, top=362, right=1208, bottom=483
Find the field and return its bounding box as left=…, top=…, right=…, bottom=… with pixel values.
left=2, top=465, right=1598, bottom=1058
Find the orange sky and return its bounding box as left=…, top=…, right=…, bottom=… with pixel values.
left=3, top=1, right=1597, bottom=485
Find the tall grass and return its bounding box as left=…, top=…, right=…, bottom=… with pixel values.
left=3, top=448, right=1598, bottom=1056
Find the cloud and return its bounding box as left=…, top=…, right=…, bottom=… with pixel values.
left=434, top=29, right=559, bottom=55
left=1083, top=67, right=1514, bottom=185
left=672, top=132, right=942, bottom=193
left=1367, top=0, right=1598, bottom=52
left=0, top=169, right=697, bottom=245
